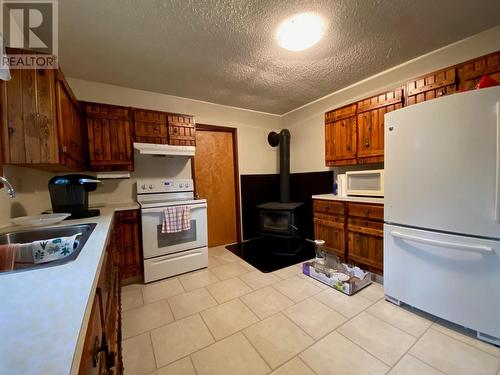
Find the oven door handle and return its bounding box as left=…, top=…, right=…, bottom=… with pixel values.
left=141, top=203, right=207, bottom=213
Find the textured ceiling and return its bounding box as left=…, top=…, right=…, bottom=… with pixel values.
left=59, top=0, right=500, bottom=114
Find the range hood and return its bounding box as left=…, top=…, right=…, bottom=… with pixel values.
left=133, top=142, right=195, bottom=156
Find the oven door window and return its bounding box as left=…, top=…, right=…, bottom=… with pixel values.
left=141, top=204, right=208, bottom=259
left=157, top=221, right=197, bottom=247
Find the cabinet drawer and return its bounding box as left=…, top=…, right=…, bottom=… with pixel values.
left=313, top=200, right=345, bottom=216
left=347, top=217, right=383, bottom=235
left=347, top=203, right=383, bottom=221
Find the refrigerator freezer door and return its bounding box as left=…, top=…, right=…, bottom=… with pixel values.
left=384, top=224, right=500, bottom=341
left=384, top=86, right=500, bottom=239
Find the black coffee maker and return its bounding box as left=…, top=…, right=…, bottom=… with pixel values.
left=48, top=174, right=101, bottom=219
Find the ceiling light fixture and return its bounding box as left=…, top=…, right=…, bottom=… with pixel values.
left=276, top=13, right=326, bottom=51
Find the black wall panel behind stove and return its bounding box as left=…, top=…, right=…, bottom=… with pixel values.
left=240, top=171, right=333, bottom=240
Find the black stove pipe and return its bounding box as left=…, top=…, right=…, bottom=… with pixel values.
left=268, top=129, right=291, bottom=203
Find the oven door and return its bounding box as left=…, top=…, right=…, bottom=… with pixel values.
left=141, top=202, right=208, bottom=259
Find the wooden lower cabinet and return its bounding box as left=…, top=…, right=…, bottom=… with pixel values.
left=79, top=219, right=124, bottom=375
left=114, top=210, right=142, bottom=281
left=313, top=199, right=384, bottom=274
left=78, top=296, right=104, bottom=375
left=347, top=217, right=383, bottom=272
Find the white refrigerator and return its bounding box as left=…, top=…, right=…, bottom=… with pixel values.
left=384, top=86, right=500, bottom=345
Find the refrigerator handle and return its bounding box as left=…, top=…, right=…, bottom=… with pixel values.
left=495, top=102, right=500, bottom=223
left=390, top=231, right=494, bottom=254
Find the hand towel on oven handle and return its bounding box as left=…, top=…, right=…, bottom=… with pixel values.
left=162, top=206, right=191, bottom=233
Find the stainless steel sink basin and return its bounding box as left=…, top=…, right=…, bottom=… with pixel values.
left=0, top=223, right=96, bottom=274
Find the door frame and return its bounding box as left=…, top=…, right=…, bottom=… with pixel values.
left=192, top=123, right=242, bottom=243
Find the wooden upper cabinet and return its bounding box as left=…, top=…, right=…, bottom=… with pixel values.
left=86, top=103, right=134, bottom=172
left=406, top=67, right=457, bottom=105
left=325, top=104, right=357, bottom=166
left=167, top=113, right=196, bottom=146
left=457, top=51, right=500, bottom=91
left=0, top=55, right=85, bottom=171
left=133, top=108, right=167, bottom=144
left=1, top=67, right=59, bottom=165
left=55, top=75, right=87, bottom=170
left=356, top=88, right=403, bottom=164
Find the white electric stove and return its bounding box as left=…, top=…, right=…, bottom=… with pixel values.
left=136, top=178, right=208, bottom=283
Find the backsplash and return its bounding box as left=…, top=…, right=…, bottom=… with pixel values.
left=0, top=155, right=191, bottom=227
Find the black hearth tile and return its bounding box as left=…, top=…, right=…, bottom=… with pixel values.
left=225, top=238, right=315, bottom=273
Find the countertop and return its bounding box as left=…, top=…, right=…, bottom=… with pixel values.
left=0, top=202, right=139, bottom=375
left=312, top=193, right=384, bottom=205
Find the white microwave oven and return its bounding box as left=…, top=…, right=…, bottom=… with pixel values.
left=345, top=169, right=384, bottom=197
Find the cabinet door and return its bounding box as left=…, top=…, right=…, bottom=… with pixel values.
left=78, top=296, right=103, bottom=375
left=133, top=109, right=167, bottom=144
left=313, top=215, right=346, bottom=260
left=325, top=104, right=357, bottom=166
left=86, top=103, right=133, bottom=171
left=55, top=79, right=86, bottom=170
left=347, top=217, right=383, bottom=272
left=356, top=89, right=403, bottom=164
left=167, top=114, right=196, bottom=146
left=406, top=67, right=457, bottom=105
left=115, top=210, right=142, bottom=280
left=1, top=67, right=59, bottom=164
left=457, top=51, right=500, bottom=91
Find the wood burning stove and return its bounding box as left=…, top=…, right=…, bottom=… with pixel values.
left=257, top=202, right=303, bottom=238
left=256, top=129, right=304, bottom=239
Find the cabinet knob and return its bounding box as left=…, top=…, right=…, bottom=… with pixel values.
left=347, top=145, right=351, bottom=151
left=364, top=209, right=370, bottom=215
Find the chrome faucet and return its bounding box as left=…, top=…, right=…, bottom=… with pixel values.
left=0, top=176, right=16, bottom=198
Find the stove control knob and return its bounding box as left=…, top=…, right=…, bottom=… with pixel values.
left=185, top=183, right=190, bottom=188
left=149, top=184, right=154, bottom=190
left=141, top=184, right=146, bottom=190
left=179, top=184, right=184, bottom=188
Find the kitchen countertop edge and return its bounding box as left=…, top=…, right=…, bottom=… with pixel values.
left=312, top=194, right=384, bottom=204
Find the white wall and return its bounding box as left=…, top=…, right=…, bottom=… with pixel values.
left=0, top=166, right=54, bottom=227
left=284, top=24, right=500, bottom=173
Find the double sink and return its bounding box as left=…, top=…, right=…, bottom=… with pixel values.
left=0, top=223, right=96, bottom=273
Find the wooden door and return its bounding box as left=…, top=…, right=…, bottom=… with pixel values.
left=1, top=67, right=59, bottom=164
left=78, top=296, right=103, bottom=375
left=457, top=51, right=500, bottom=91
left=167, top=113, right=196, bottom=146
left=86, top=103, right=133, bottom=172
left=325, top=104, right=357, bottom=166
left=114, top=210, right=142, bottom=280
left=55, top=79, right=86, bottom=170
left=356, top=88, right=403, bottom=164
left=347, top=218, right=383, bottom=272
left=313, top=217, right=346, bottom=260
left=133, top=109, right=167, bottom=144
left=406, top=67, right=457, bottom=105
left=194, top=127, right=239, bottom=247
left=312, top=200, right=346, bottom=260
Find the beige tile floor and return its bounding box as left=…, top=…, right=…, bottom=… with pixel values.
left=121, top=245, right=500, bottom=375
